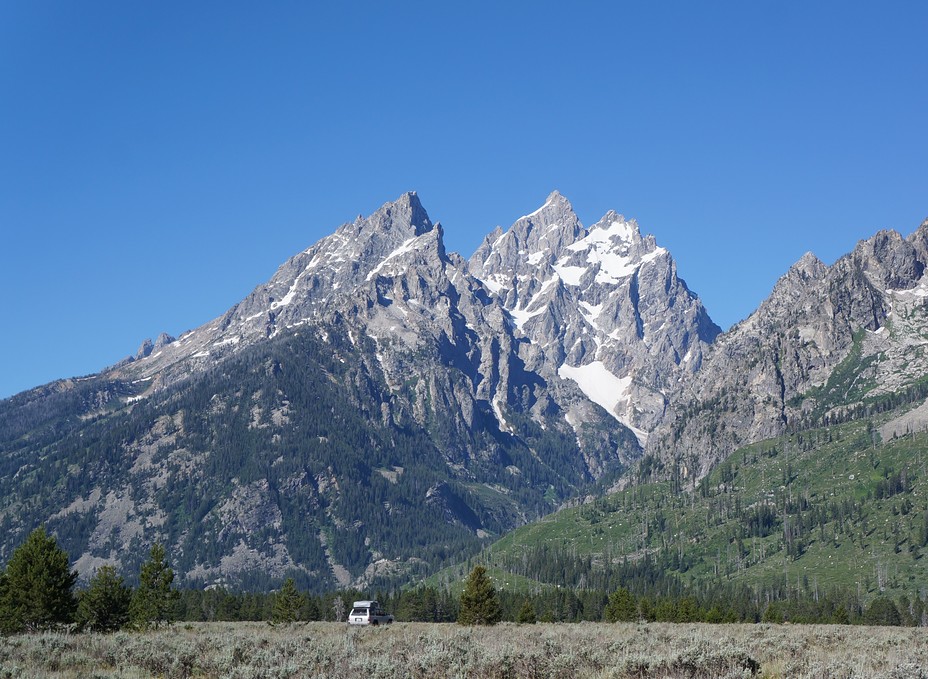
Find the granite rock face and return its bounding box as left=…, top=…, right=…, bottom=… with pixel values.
left=469, top=191, right=720, bottom=444
left=649, top=221, right=928, bottom=480
left=117, top=192, right=637, bottom=479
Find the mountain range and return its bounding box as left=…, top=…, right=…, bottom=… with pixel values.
left=1, top=191, right=926, bottom=593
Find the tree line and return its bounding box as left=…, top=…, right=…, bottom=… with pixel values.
left=0, top=526, right=502, bottom=633
left=0, top=527, right=176, bottom=634
left=2, top=526, right=922, bottom=636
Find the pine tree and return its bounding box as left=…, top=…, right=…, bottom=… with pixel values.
left=604, top=586, right=637, bottom=622
left=0, top=526, right=77, bottom=634
left=76, top=566, right=132, bottom=632
left=457, top=566, right=501, bottom=626
left=130, top=543, right=178, bottom=630
left=517, top=599, right=537, bottom=624
left=862, top=597, right=902, bottom=626
left=272, top=578, right=305, bottom=624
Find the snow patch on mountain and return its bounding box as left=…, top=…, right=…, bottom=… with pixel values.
left=481, top=275, right=506, bottom=295
left=510, top=304, right=547, bottom=331
left=552, top=262, right=587, bottom=285
left=557, top=361, right=630, bottom=416
left=271, top=270, right=308, bottom=309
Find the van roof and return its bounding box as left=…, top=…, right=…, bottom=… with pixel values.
left=352, top=600, right=377, bottom=608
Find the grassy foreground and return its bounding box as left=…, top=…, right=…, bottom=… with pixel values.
left=1, top=621, right=926, bottom=678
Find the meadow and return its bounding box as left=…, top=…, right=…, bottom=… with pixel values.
left=1, top=621, right=926, bottom=678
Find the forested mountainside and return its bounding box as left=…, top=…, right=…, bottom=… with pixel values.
left=1, top=320, right=619, bottom=591
left=433, top=402, right=928, bottom=612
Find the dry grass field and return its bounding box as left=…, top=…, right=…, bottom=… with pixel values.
left=0, top=621, right=926, bottom=678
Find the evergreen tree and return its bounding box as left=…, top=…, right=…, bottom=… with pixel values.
left=831, top=605, right=850, bottom=625
left=76, top=566, right=132, bottom=632
left=862, top=597, right=902, bottom=626
left=517, top=599, right=537, bottom=624
left=604, top=587, right=637, bottom=622
left=272, top=578, right=305, bottom=624
left=0, top=526, right=77, bottom=634
left=130, top=543, right=178, bottom=630
left=457, top=566, right=501, bottom=626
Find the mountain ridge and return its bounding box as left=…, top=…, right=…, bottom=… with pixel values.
left=0, top=191, right=645, bottom=589
left=647, top=217, right=928, bottom=479
left=2, top=190, right=927, bottom=596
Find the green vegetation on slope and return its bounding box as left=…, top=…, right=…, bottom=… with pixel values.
left=435, top=412, right=928, bottom=609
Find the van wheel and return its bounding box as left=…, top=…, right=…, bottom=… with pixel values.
left=371, top=620, right=378, bottom=626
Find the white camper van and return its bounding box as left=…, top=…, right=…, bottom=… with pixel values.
left=348, top=600, right=394, bottom=626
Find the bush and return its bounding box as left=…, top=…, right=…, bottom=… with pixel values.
left=516, top=599, right=537, bottom=624
left=862, top=597, right=902, bottom=626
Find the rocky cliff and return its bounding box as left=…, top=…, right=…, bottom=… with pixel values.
left=649, top=221, right=928, bottom=480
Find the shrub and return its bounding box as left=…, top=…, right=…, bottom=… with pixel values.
left=516, top=599, right=537, bottom=624
left=862, top=597, right=902, bottom=626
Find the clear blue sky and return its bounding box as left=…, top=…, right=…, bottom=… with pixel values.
left=1, top=1, right=926, bottom=399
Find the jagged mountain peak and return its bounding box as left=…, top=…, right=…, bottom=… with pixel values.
left=782, top=251, right=827, bottom=283
left=587, top=211, right=636, bottom=236
left=332, top=192, right=434, bottom=252
left=521, top=189, right=572, bottom=216
left=114, top=193, right=448, bottom=387
left=387, top=191, right=431, bottom=233
left=793, top=251, right=824, bottom=269
left=258, top=192, right=442, bottom=312
left=469, top=192, right=584, bottom=290
left=593, top=209, right=632, bottom=230
left=908, top=218, right=928, bottom=261
left=510, top=190, right=583, bottom=245
left=468, top=194, right=719, bottom=444
left=845, top=227, right=924, bottom=291
left=652, top=215, right=928, bottom=479
left=916, top=217, right=928, bottom=236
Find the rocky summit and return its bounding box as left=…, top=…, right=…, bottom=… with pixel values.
left=470, top=190, right=720, bottom=445
left=1, top=192, right=926, bottom=594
